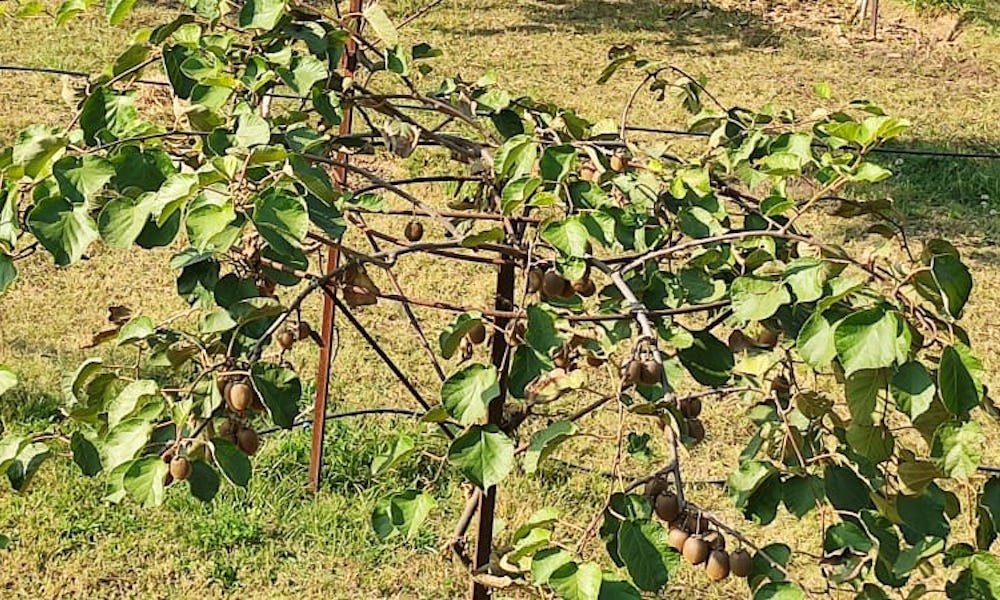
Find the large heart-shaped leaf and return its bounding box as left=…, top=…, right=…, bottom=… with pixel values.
left=448, top=425, right=514, bottom=489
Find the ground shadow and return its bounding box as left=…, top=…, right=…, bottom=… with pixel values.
left=433, top=0, right=815, bottom=53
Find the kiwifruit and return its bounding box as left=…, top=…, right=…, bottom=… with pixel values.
left=771, top=374, right=791, bottom=394
left=404, top=220, right=424, bottom=242
left=639, top=360, right=662, bottom=385
left=542, top=270, right=567, bottom=298
left=237, top=428, right=260, bottom=456
left=468, top=322, right=487, bottom=344
left=277, top=330, right=295, bottom=350
left=228, top=382, right=254, bottom=412
left=572, top=277, right=597, bottom=297
left=729, top=549, right=752, bottom=578
left=218, top=419, right=239, bottom=443
left=705, top=550, right=731, bottom=581
left=685, top=512, right=711, bottom=534
left=686, top=418, right=706, bottom=443
left=297, top=321, right=313, bottom=341
left=169, top=456, right=192, bottom=481
left=609, top=153, right=626, bottom=172
left=655, top=492, right=681, bottom=523
left=554, top=351, right=571, bottom=370
left=585, top=354, right=605, bottom=368
left=703, top=530, right=726, bottom=551
left=558, top=278, right=576, bottom=299
left=683, top=535, right=710, bottom=566
left=679, top=396, right=702, bottom=419
left=623, top=360, right=643, bottom=385
left=755, top=327, right=779, bottom=348
left=728, top=330, right=752, bottom=353
left=668, top=527, right=690, bottom=552
left=526, top=268, right=544, bottom=294
left=644, top=476, right=670, bottom=499
left=579, top=166, right=597, bottom=182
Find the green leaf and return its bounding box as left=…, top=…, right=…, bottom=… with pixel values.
left=550, top=562, right=602, bottom=600
left=100, top=418, right=153, bottom=471
left=448, top=424, right=514, bottom=489
left=540, top=145, right=577, bottom=183
left=371, top=490, right=436, bottom=540
left=541, top=217, right=591, bottom=258
left=932, top=420, right=983, bottom=480
left=946, top=553, right=1000, bottom=600
left=235, top=113, right=271, bottom=147
left=105, top=0, right=137, bottom=24
left=891, top=361, right=936, bottom=420
left=494, top=134, right=538, bottom=180
left=927, top=254, right=972, bottom=319
left=846, top=423, right=894, bottom=463
left=211, top=438, right=251, bottom=487
left=253, top=188, right=308, bottom=253
left=823, top=521, right=874, bottom=554
left=784, top=258, right=828, bottom=303
left=845, top=369, right=886, bottom=425
left=678, top=331, right=733, bottom=386
left=727, top=460, right=776, bottom=507
left=0, top=365, right=17, bottom=396
left=250, top=363, right=301, bottom=429
left=187, top=460, right=220, bottom=501
left=0, top=255, right=14, bottom=297
left=53, top=155, right=115, bottom=203
left=123, top=456, right=168, bottom=508
left=782, top=475, right=822, bottom=517
left=362, top=2, right=399, bottom=46
left=277, top=54, right=328, bottom=95
left=70, top=432, right=102, bottom=476
left=834, top=308, right=899, bottom=375
left=754, top=581, right=805, bottom=600
left=438, top=312, right=484, bottom=359
left=532, top=548, right=573, bottom=586
left=617, top=519, right=678, bottom=591
left=27, top=190, right=99, bottom=265
left=186, top=197, right=238, bottom=252
left=12, top=125, right=66, bottom=179
left=117, top=316, right=155, bottom=346
left=371, top=435, right=415, bottom=475
left=597, top=577, right=642, bottom=600
left=524, top=421, right=578, bottom=474
left=6, top=442, right=50, bottom=492
left=0, top=435, right=28, bottom=476
left=441, top=363, right=500, bottom=426
left=938, top=345, right=980, bottom=416
left=238, top=0, right=286, bottom=30
left=98, top=196, right=150, bottom=248
left=107, top=378, right=159, bottom=428
left=510, top=345, right=554, bottom=399
left=731, top=276, right=791, bottom=322
left=79, top=88, right=143, bottom=146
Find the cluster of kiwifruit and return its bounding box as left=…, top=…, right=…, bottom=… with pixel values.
left=646, top=481, right=752, bottom=582
left=678, top=394, right=706, bottom=444
left=622, top=351, right=663, bottom=387
left=526, top=267, right=596, bottom=300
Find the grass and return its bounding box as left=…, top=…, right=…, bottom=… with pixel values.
left=1, top=0, right=1000, bottom=598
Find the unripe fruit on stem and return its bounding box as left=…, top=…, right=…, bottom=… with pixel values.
left=228, top=382, right=254, bottom=412
left=679, top=396, right=702, bottom=418
left=655, top=492, right=681, bottom=523
left=542, top=271, right=567, bottom=298
left=404, top=220, right=424, bottom=242
left=277, top=330, right=295, bottom=350
left=526, top=268, right=544, bottom=294
left=683, top=536, right=710, bottom=566
left=706, top=550, right=731, bottom=581
left=237, top=428, right=260, bottom=455
left=468, top=322, right=487, bottom=344
left=639, top=360, right=662, bottom=385
left=572, top=277, right=596, bottom=297
left=668, top=527, right=690, bottom=552
left=623, top=360, right=642, bottom=385
left=169, top=456, right=191, bottom=481
left=730, top=549, right=752, bottom=578
left=686, top=418, right=706, bottom=443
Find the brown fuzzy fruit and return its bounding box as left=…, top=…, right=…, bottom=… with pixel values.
left=218, top=419, right=239, bottom=443
left=277, top=330, right=295, bottom=350
left=771, top=374, right=791, bottom=394
left=679, top=396, right=702, bottom=419
left=730, top=549, right=752, bottom=578
left=668, top=527, right=690, bottom=552
left=526, top=268, right=544, bottom=294
left=706, top=550, right=731, bottom=581
left=644, top=476, right=670, bottom=499
left=404, top=221, right=424, bottom=242
left=297, top=321, right=313, bottom=341
left=585, top=354, right=605, bottom=368
left=228, top=382, right=254, bottom=412
left=686, top=418, right=706, bottom=443
left=609, top=153, right=626, bottom=172
left=728, top=330, right=753, bottom=353
left=554, top=351, right=571, bottom=370
left=623, top=360, right=643, bottom=385
left=703, top=530, right=726, bottom=551
left=655, top=492, right=681, bottom=523
left=579, top=166, right=597, bottom=182
left=685, top=512, right=711, bottom=534
left=572, top=277, right=597, bottom=297
left=683, top=536, right=711, bottom=566
left=542, top=271, right=568, bottom=298
left=169, top=456, right=192, bottom=481
left=237, top=428, right=260, bottom=455
left=468, top=323, right=487, bottom=344
left=755, top=327, right=779, bottom=348
left=639, top=360, right=662, bottom=385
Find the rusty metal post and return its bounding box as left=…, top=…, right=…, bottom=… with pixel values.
left=308, top=0, right=363, bottom=494
left=470, top=254, right=517, bottom=600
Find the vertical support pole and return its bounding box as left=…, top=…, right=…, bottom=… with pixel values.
left=871, top=0, right=880, bottom=39
left=470, top=254, right=517, bottom=600
left=308, top=0, right=363, bottom=494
